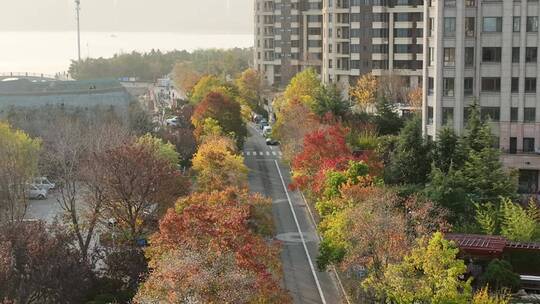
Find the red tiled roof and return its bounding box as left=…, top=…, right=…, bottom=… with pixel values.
left=446, top=233, right=540, bottom=255
left=446, top=234, right=507, bottom=254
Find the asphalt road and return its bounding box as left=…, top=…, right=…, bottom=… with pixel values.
left=244, top=124, right=342, bottom=304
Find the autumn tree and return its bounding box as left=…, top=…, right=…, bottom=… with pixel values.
left=407, top=86, right=423, bottom=109
left=283, top=68, right=322, bottom=111
left=236, top=68, right=265, bottom=112
left=189, top=75, right=227, bottom=104
left=350, top=73, right=379, bottom=111
left=291, top=124, right=351, bottom=193
left=272, top=98, right=321, bottom=161
left=0, top=122, right=41, bottom=223
left=365, top=232, right=472, bottom=304
left=191, top=136, right=248, bottom=192
left=0, top=222, right=93, bottom=303
left=172, top=61, right=202, bottom=94
left=97, top=141, right=190, bottom=242
left=192, top=91, right=247, bottom=147
left=137, top=201, right=289, bottom=303
left=313, top=84, right=350, bottom=118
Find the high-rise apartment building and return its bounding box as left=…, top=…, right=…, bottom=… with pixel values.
left=255, top=0, right=422, bottom=90
left=254, top=0, right=324, bottom=87
left=423, top=0, right=540, bottom=194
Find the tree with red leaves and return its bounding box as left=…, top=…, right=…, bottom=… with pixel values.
left=192, top=91, right=246, bottom=148
left=291, top=124, right=351, bottom=193
left=136, top=200, right=290, bottom=303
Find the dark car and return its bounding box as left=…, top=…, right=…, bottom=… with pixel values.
left=266, top=138, right=279, bottom=146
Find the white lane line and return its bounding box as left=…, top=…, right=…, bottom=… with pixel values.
left=274, top=160, right=327, bottom=304
left=272, top=151, right=277, bottom=156
left=246, top=151, right=251, bottom=156
left=259, top=151, right=264, bottom=156
left=266, top=151, right=271, bottom=156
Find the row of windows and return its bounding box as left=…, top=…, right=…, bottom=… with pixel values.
left=427, top=77, right=539, bottom=96
left=436, top=47, right=539, bottom=68
left=427, top=106, right=538, bottom=126
left=440, top=16, right=539, bottom=37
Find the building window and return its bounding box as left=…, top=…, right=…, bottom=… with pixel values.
left=443, top=78, right=455, bottom=96
left=525, top=78, right=537, bottom=93
left=444, top=0, right=456, bottom=7
left=512, top=47, right=520, bottom=63
left=513, top=16, right=521, bottom=32
left=465, top=47, right=474, bottom=67
left=444, top=48, right=455, bottom=66
left=512, top=77, right=519, bottom=93
left=527, top=16, right=539, bottom=32
left=481, top=77, right=501, bottom=92
left=429, top=47, right=434, bottom=66
left=526, top=47, right=538, bottom=62
left=428, top=106, right=433, bottom=125
left=442, top=107, right=454, bottom=126
left=465, top=0, right=476, bottom=7
left=482, top=47, right=501, bottom=62
left=518, top=169, right=538, bottom=194
left=465, top=17, right=475, bottom=37
left=510, top=137, right=517, bottom=154
left=511, top=107, right=518, bottom=122
left=524, top=138, right=536, bottom=153
left=428, top=77, right=434, bottom=95
left=524, top=107, right=536, bottom=122
left=481, top=107, right=500, bottom=122
left=444, top=17, right=456, bottom=37
left=483, top=17, right=502, bottom=32
left=464, top=77, right=474, bottom=96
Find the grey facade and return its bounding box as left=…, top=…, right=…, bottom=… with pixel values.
left=423, top=0, right=540, bottom=194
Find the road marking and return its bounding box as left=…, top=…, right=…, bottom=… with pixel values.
left=274, top=160, right=327, bottom=304
left=259, top=151, right=264, bottom=156
left=272, top=151, right=277, bottom=156
left=266, top=151, right=270, bottom=156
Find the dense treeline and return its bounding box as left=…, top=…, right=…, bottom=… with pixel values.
left=68, top=48, right=252, bottom=81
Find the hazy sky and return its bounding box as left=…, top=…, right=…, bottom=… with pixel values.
left=0, top=0, right=253, bottom=34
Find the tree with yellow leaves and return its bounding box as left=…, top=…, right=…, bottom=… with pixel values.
left=283, top=68, right=322, bottom=111
left=191, top=136, right=248, bottom=192
left=350, top=73, right=379, bottom=111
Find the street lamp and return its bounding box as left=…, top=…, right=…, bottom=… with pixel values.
left=75, top=0, right=81, bottom=62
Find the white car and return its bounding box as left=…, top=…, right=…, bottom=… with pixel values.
left=262, top=126, right=272, bottom=137
left=27, top=184, right=47, bottom=200
left=32, top=177, right=55, bottom=191
left=166, top=116, right=180, bottom=126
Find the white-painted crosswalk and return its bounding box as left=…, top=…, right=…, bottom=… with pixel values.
left=241, top=150, right=283, bottom=158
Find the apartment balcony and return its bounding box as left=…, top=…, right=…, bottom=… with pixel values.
left=372, top=37, right=389, bottom=44
left=394, top=37, right=414, bottom=44
left=308, top=47, right=323, bottom=53
left=372, top=53, right=388, bottom=60
left=308, top=35, right=322, bottom=40
left=291, top=22, right=300, bottom=28
left=308, top=22, right=322, bottom=28
left=394, top=53, right=414, bottom=60
left=394, top=21, right=415, bottom=29
left=291, top=34, right=299, bottom=40
left=372, top=21, right=388, bottom=29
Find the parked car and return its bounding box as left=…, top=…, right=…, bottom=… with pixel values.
left=262, top=126, right=273, bottom=137
left=32, top=177, right=55, bottom=191
left=27, top=184, right=47, bottom=200
left=266, top=138, right=280, bottom=146
left=165, top=116, right=180, bottom=126
left=259, top=119, right=268, bottom=130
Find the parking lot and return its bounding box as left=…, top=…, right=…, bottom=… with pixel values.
left=26, top=192, right=63, bottom=223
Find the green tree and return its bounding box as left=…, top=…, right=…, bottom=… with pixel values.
left=387, top=116, right=431, bottom=185
left=479, top=259, right=521, bottom=292
left=373, top=97, right=403, bottom=136
left=0, top=122, right=41, bottom=222
left=433, top=128, right=466, bottom=174
left=236, top=68, right=265, bottom=112
left=313, top=84, right=350, bottom=118
left=364, top=232, right=472, bottom=304
left=135, top=133, right=179, bottom=166
left=500, top=198, right=538, bottom=242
